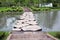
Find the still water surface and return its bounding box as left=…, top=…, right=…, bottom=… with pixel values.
left=0, top=11, right=60, bottom=31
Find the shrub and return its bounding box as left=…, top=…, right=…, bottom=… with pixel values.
left=11, top=6, right=16, bottom=9
left=31, top=6, right=51, bottom=11
left=16, top=7, right=23, bottom=12
left=31, top=6, right=40, bottom=11
left=0, top=6, right=23, bottom=12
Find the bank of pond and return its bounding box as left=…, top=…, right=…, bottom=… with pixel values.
left=0, top=6, right=23, bottom=12
left=0, top=7, right=60, bottom=13
left=30, top=6, right=60, bottom=11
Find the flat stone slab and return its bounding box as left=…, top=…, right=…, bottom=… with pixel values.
left=9, top=32, right=55, bottom=40
left=22, top=25, right=41, bottom=31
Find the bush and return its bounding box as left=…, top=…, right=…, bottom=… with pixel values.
left=0, top=7, right=23, bottom=12
left=41, top=7, right=51, bottom=11
left=31, top=6, right=40, bottom=11
left=11, top=6, right=16, bottom=9
left=31, top=6, right=51, bottom=11
left=16, top=7, right=23, bottom=12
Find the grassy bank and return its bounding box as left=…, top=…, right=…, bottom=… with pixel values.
left=30, top=6, right=60, bottom=11
left=0, top=32, right=10, bottom=40
left=0, top=6, right=23, bottom=12
left=48, top=32, right=60, bottom=40
left=51, top=7, right=60, bottom=11
left=0, top=6, right=23, bottom=15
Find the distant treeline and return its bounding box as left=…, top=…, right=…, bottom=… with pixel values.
left=0, top=0, right=60, bottom=7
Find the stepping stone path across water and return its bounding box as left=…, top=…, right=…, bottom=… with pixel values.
left=13, top=12, right=42, bottom=31
left=8, top=8, right=57, bottom=40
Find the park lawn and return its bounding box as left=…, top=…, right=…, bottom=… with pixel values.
left=48, top=32, right=60, bottom=40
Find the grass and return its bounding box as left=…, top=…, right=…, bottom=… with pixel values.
left=0, top=6, right=23, bottom=15
left=0, top=32, right=10, bottom=40
left=48, top=32, right=60, bottom=40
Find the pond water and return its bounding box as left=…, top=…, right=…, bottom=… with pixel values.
left=34, top=10, right=60, bottom=32
left=0, top=15, right=20, bottom=31
left=0, top=11, right=60, bottom=32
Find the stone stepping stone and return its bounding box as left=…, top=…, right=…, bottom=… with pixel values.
left=22, top=25, right=42, bottom=31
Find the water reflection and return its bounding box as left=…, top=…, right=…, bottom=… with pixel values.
left=0, top=15, right=18, bottom=31
left=0, top=16, right=6, bottom=29
left=34, top=11, right=60, bottom=31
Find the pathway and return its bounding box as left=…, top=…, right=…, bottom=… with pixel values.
left=9, top=32, right=56, bottom=40
left=8, top=7, right=57, bottom=40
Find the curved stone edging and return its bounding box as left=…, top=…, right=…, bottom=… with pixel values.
left=6, top=34, right=12, bottom=40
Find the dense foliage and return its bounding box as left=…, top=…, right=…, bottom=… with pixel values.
left=0, top=0, right=60, bottom=7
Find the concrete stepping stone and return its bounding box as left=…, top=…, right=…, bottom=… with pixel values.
left=22, top=25, right=42, bottom=31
